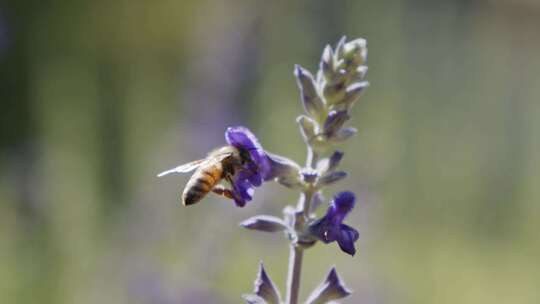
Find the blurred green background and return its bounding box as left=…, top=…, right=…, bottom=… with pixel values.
left=1, top=0, right=539, bottom=303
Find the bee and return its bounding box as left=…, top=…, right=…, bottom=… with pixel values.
left=158, top=146, right=249, bottom=205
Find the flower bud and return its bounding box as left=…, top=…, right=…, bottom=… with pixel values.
left=320, top=44, right=334, bottom=81
left=319, top=171, right=347, bottom=186
left=355, top=65, right=368, bottom=80
left=294, top=65, right=325, bottom=120
left=335, top=36, right=347, bottom=59
left=325, top=68, right=348, bottom=87
left=339, top=81, right=369, bottom=109
left=328, top=151, right=344, bottom=171
left=296, top=115, right=317, bottom=143
left=322, top=81, right=346, bottom=105
left=343, top=38, right=367, bottom=66
left=330, top=127, right=357, bottom=142
left=316, top=151, right=344, bottom=173
left=323, top=110, right=350, bottom=136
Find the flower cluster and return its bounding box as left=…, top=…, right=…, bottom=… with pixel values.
left=295, top=37, right=369, bottom=152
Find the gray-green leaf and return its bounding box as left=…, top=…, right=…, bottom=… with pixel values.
left=306, top=267, right=352, bottom=304
left=294, top=65, right=325, bottom=121
left=252, top=263, right=282, bottom=304
left=240, top=215, right=288, bottom=233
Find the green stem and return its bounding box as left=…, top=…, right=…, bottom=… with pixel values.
left=285, top=146, right=318, bottom=304
left=306, top=146, right=319, bottom=169
left=285, top=245, right=303, bottom=304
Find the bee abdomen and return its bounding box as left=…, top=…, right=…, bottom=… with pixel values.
left=183, top=186, right=207, bottom=206
left=182, top=169, right=220, bottom=206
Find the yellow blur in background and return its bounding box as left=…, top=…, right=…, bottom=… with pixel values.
left=1, top=1, right=539, bottom=303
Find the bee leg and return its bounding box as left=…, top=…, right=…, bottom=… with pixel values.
left=212, top=185, right=235, bottom=200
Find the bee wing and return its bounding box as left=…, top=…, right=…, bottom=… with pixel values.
left=185, top=152, right=233, bottom=170
left=157, top=159, right=206, bottom=177
left=212, top=151, right=234, bottom=163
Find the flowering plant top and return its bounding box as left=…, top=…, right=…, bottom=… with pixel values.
left=159, top=36, right=369, bottom=304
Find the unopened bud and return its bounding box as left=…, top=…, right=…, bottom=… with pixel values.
left=295, top=65, right=325, bottom=120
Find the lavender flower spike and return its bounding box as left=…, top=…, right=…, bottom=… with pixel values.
left=158, top=36, right=370, bottom=303
left=309, top=191, right=359, bottom=256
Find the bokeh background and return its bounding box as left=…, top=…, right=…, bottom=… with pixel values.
left=1, top=0, right=540, bottom=303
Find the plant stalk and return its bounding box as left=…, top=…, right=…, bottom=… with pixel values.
left=285, top=146, right=318, bottom=304
left=285, top=245, right=303, bottom=304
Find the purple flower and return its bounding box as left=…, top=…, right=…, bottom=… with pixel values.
left=225, top=126, right=272, bottom=207
left=309, top=191, right=359, bottom=256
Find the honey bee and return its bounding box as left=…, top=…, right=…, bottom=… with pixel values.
left=158, top=146, right=249, bottom=205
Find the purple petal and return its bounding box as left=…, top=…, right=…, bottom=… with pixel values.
left=331, top=191, right=355, bottom=218
left=232, top=191, right=248, bottom=207
left=225, top=126, right=271, bottom=179
left=246, top=162, right=263, bottom=186
left=259, top=159, right=272, bottom=181
left=337, top=224, right=359, bottom=256
left=236, top=181, right=254, bottom=200
left=225, top=126, right=260, bottom=150
left=232, top=171, right=255, bottom=207
left=234, top=199, right=246, bottom=207
left=328, top=151, right=344, bottom=171
left=308, top=215, right=341, bottom=243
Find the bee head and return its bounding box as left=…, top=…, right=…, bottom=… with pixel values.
left=218, top=145, right=248, bottom=169
left=221, top=145, right=256, bottom=168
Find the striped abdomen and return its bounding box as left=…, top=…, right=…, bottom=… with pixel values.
left=182, top=163, right=223, bottom=205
